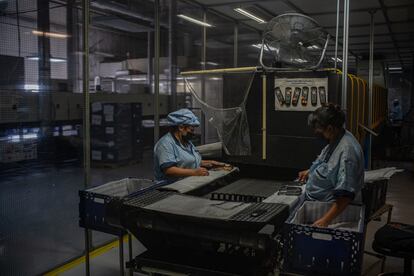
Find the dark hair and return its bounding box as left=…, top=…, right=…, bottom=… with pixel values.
left=308, top=103, right=345, bottom=130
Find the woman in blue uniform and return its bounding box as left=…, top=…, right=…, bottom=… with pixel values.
left=154, top=109, right=224, bottom=184
left=298, top=104, right=364, bottom=227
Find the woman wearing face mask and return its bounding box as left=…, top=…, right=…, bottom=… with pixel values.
left=297, top=103, right=364, bottom=227
left=154, top=108, right=224, bottom=184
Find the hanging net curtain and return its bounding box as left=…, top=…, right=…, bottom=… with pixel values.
left=184, top=72, right=255, bottom=156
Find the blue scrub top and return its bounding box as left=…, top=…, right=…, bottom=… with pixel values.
left=154, top=132, right=202, bottom=183
left=305, top=130, right=364, bottom=202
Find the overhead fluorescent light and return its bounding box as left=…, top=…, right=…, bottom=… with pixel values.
left=32, top=30, right=69, bottom=39
left=177, top=14, right=213, bottom=27
left=252, top=43, right=278, bottom=53
left=307, top=45, right=320, bottom=50
left=294, top=58, right=308, bottom=63
left=23, top=133, right=38, bottom=140
left=26, top=56, right=66, bottom=63
left=200, top=61, right=219, bottom=66
left=50, top=58, right=66, bottom=63
left=388, top=67, right=402, bottom=70
left=117, top=76, right=147, bottom=81
left=234, top=8, right=266, bottom=24
left=24, top=84, right=39, bottom=91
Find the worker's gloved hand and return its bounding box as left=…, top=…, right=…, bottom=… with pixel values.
left=193, top=167, right=209, bottom=176
left=297, top=169, right=310, bottom=183
left=211, top=160, right=226, bottom=167
left=312, top=217, right=330, bottom=228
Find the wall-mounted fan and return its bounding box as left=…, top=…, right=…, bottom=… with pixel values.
left=259, top=13, right=330, bottom=70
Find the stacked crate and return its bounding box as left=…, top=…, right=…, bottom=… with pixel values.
left=0, top=139, right=37, bottom=163
left=91, top=102, right=142, bottom=165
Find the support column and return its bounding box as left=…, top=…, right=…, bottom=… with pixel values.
left=154, top=0, right=160, bottom=143
left=334, top=0, right=340, bottom=71
left=37, top=0, right=51, bottom=91
left=368, top=10, right=376, bottom=169
left=341, top=0, right=349, bottom=110
left=169, top=0, right=177, bottom=110
left=201, top=11, right=207, bottom=144
left=147, top=31, right=153, bottom=91
left=234, top=24, right=238, bottom=68
left=82, top=1, right=91, bottom=274
left=67, top=0, right=79, bottom=92
left=37, top=0, right=52, bottom=132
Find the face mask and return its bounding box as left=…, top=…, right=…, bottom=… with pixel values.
left=183, top=131, right=195, bottom=141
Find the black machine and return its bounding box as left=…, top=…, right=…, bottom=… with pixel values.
left=83, top=170, right=304, bottom=276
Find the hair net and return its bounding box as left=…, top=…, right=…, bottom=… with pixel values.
left=167, top=108, right=200, bottom=126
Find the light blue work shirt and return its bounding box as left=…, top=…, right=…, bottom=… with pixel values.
left=154, top=132, right=202, bottom=183
left=305, top=130, right=364, bottom=202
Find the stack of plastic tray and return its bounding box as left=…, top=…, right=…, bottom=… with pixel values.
left=79, top=178, right=154, bottom=235
left=283, top=201, right=365, bottom=276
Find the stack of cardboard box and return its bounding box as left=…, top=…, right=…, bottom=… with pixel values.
left=91, top=102, right=142, bottom=164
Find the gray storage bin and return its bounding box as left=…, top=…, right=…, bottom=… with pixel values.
left=79, top=178, right=154, bottom=235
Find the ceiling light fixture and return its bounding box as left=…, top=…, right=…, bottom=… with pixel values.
left=177, top=14, right=213, bottom=27
left=388, top=67, right=402, bottom=70
left=234, top=8, right=266, bottom=24
left=200, top=61, right=219, bottom=66
left=32, top=30, right=69, bottom=39
left=331, top=57, right=342, bottom=62
left=27, top=56, right=66, bottom=63
left=252, top=43, right=278, bottom=53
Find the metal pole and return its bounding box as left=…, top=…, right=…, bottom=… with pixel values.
left=411, top=56, right=414, bottom=109
left=234, top=24, right=238, bottom=68
left=128, top=234, right=133, bottom=276
left=201, top=11, right=207, bottom=144
left=169, top=0, right=177, bottom=110
left=82, top=1, right=91, bottom=273
left=262, top=74, right=267, bottom=160
left=119, top=235, right=124, bottom=276
left=334, top=0, right=340, bottom=71
left=341, top=0, right=349, bottom=110
left=368, top=10, right=375, bottom=170
left=154, top=0, right=160, bottom=143
left=147, top=31, right=153, bottom=91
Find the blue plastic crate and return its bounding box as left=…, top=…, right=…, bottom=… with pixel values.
left=283, top=201, right=365, bottom=276
left=79, top=178, right=155, bottom=235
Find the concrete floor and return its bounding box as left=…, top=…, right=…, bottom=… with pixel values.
left=0, top=157, right=412, bottom=276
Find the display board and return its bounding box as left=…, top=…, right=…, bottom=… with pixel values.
left=274, top=78, right=328, bottom=111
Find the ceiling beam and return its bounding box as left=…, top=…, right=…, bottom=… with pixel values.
left=324, top=19, right=414, bottom=30
left=349, top=39, right=414, bottom=46
left=253, top=3, right=278, bottom=18
left=206, top=0, right=280, bottom=8
left=348, top=31, right=414, bottom=38
left=309, top=3, right=414, bottom=16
